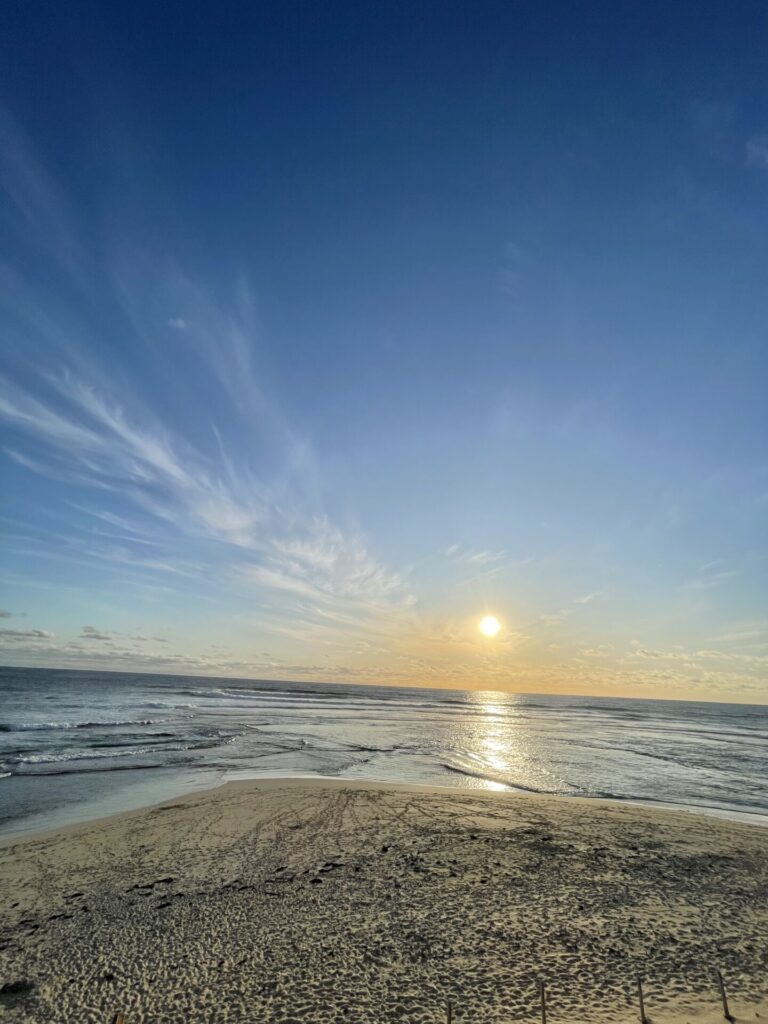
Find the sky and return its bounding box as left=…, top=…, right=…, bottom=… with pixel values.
left=0, top=1, right=766, bottom=702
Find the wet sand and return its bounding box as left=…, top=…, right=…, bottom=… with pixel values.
left=0, top=779, right=766, bottom=1023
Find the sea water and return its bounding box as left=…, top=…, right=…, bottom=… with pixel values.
left=1, top=665, right=766, bottom=837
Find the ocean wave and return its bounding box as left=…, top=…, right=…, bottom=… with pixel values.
left=75, top=719, right=166, bottom=730
left=4, top=736, right=224, bottom=767
left=438, top=762, right=555, bottom=795
left=0, top=719, right=166, bottom=732
left=653, top=725, right=768, bottom=743
left=8, top=748, right=157, bottom=765
left=8, top=761, right=176, bottom=778
left=138, top=702, right=196, bottom=710
left=188, top=685, right=459, bottom=713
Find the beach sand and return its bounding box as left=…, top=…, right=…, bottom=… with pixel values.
left=0, top=779, right=766, bottom=1023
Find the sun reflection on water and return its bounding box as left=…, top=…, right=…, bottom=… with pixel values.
left=462, top=691, right=529, bottom=791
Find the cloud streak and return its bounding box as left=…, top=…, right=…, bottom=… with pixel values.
left=0, top=356, right=413, bottom=648
left=0, top=628, right=53, bottom=639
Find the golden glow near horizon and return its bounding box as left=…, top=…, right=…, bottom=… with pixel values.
left=478, top=615, right=501, bottom=638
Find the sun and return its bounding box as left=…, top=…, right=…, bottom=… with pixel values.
left=478, top=615, right=501, bottom=638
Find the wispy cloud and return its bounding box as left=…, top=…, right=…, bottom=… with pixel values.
left=713, top=620, right=768, bottom=651
left=539, top=609, right=573, bottom=627
left=0, top=628, right=53, bottom=639
left=573, top=591, right=602, bottom=605
left=76, top=625, right=170, bottom=646
left=80, top=625, right=115, bottom=641
left=445, top=545, right=507, bottom=566
left=0, top=109, right=87, bottom=286
left=0, top=143, right=414, bottom=638
left=578, top=645, right=612, bottom=658
left=2, top=370, right=263, bottom=542
left=451, top=565, right=506, bottom=588
left=685, top=564, right=739, bottom=590
left=442, top=544, right=513, bottom=589
left=0, top=359, right=412, bottom=649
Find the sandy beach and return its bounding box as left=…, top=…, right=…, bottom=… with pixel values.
left=0, top=780, right=766, bottom=1024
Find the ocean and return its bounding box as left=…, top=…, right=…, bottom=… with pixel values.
left=1, top=665, right=766, bottom=838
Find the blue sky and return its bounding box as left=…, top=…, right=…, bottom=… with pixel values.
left=1, top=1, right=766, bottom=700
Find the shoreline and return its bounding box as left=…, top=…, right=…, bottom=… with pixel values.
left=1, top=778, right=766, bottom=1022
left=2, top=769, right=768, bottom=847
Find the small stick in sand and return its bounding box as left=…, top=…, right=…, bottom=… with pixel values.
left=111, top=1014, right=125, bottom=1024
left=717, top=969, right=735, bottom=1022
left=446, top=998, right=453, bottom=1023
left=539, top=979, right=547, bottom=1024
left=637, top=977, right=649, bottom=1024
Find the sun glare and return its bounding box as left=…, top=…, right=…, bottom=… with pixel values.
left=478, top=615, right=501, bottom=638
